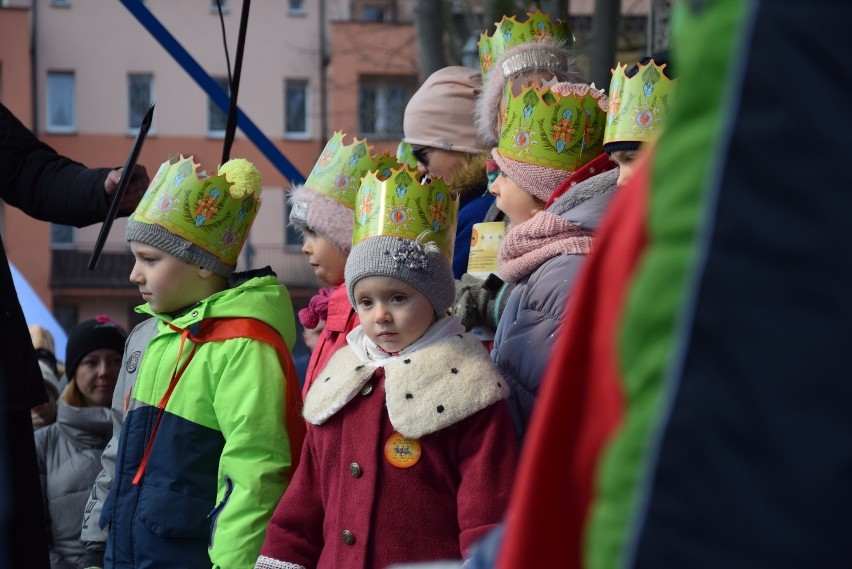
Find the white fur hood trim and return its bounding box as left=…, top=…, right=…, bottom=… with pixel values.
left=302, top=332, right=509, bottom=438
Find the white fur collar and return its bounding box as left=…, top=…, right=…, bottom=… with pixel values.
left=302, top=332, right=509, bottom=438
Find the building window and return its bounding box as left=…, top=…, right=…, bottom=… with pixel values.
left=285, top=79, right=309, bottom=138
left=46, top=71, right=75, bottom=133
left=127, top=73, right=153, bottom=132
left=362, top=5, right=386, bottom=22
left=358, top=76, right=416, bottom=140
left=50, top=224, right=74, bottom=249
left=208, top=76, right=230, bottom=135
left=288, top=0, right=304, bottom=15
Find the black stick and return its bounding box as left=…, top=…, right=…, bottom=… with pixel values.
left=87, top=102, right=154, bottom=270
left=221, top=0, right=251, bottom=165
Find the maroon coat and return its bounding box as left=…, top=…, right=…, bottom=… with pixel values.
left=260, top=331, right=517, bottom=569
left=302, top=283, right=359, bottom=400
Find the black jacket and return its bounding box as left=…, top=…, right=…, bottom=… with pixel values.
left=0, top=102, right=111, bottom=568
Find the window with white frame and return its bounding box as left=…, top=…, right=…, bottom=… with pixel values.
left=208, top=76, right=230, bottom=135
left=358, top=76, right=416, bottom=139
left=46, top=71, right=76, bottom=133
left=285, top=79, right=309, bottom=137
left=288, top=0, right=304, bottom=15
left=127, top=73, right=153, bottom=132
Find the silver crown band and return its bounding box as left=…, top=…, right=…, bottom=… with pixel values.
left=501, top=48, right=570, bottom=78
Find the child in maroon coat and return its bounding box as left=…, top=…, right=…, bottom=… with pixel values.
left=258, top=170, right=518, bottom=569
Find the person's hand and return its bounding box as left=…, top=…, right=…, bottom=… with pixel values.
left=104, top=163, right=150, bottom=215
left=453, top=273, right=512, bottom=332
left=80, top=547, right=105, bottom=569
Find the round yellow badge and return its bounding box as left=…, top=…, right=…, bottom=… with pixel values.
left=384, top=432, right=422, bottom=468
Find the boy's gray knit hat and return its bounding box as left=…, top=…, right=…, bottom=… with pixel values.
left=125, top=221, right=235, bottom=277
left=345, top=235, right=455, bottom=317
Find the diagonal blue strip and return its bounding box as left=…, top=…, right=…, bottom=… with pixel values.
left=119, top=0, right=305, bottom=185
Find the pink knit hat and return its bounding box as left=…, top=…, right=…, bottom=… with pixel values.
left=403, top=66, right=487, bottom=154
left=491, top=148, right=571, bottom=202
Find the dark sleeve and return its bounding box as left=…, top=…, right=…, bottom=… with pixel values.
left=0, top=103, right=111, bottom=226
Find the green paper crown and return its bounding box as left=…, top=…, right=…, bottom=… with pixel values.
left=353, top=167, right=459, bottom=260
left=478, top=10, right=574, bottom=77
left=603, top=60, right=676, bottom=147
left=498, top=82, right=608, bottom=172
left=130, top=155, right=262, bottom=267
left=305, top=131, right=398, bottom=210
left=396, top=140, right=419, bottom=169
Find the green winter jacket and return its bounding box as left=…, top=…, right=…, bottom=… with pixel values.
left=84, top=273, right=298, bottom=569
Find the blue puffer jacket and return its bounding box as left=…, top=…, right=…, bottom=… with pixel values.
left=491, top=169, right=618, bottom=444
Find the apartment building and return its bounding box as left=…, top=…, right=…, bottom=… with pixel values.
left=1, top=0, right=651, bottom=344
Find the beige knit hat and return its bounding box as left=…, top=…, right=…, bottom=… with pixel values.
left=403, top=66, right=487, bottom=154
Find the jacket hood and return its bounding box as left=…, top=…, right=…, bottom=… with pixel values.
left=137, top=270, right=297, bottom=350
left=547, top=168, right=619, bottom=231
left=56, top=400, right=112, bottom=449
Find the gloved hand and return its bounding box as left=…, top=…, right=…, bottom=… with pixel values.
left=81, top=545, right=105, bottom=569
left=453, top=273, right=512, bottom=332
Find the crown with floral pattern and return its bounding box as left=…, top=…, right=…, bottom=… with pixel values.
left=478, top=10, right=574, bottom=77
left=127, top=155, right=261, bottom=276
left=604, top=60, right=676, bottom=147
left=498, top=81, right=608, bottom=172
left=352, top=167, right=459, bottom=260
left=302, top=131, right=399, bottom=211
left=395, top=140, right=419, bottom=169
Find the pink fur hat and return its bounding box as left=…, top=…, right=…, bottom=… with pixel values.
left=288, top=184, right=354, bottom=252
left=475, top=39, right=584, bottom=148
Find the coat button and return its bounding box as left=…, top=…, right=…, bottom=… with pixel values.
left=349, top=462, right=362, bottom=478
left=361, top=383, right=374, bottom=396
left=342, top=530, right=355, bottom=545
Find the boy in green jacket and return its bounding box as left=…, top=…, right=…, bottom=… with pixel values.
left=81, top=156, right=305, bottom=569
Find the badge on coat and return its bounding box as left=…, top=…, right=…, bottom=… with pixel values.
left=384, top=432, right=421, bottom=468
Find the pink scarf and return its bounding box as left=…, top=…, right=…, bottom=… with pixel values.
left=498, top=211, right=593, bottom=283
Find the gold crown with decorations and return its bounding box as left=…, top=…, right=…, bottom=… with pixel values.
left=126, top=155, right=261, bottom=277
left=498, top=81, right=608, bottom=172
left=300, top=131, right=399, bottom=211
left=478, top=10, right=574, bottom=77
left=353, top=166, right=459, bottom=260
left=603, top=59, right=676, bottom=148
left=290, top=131, right=399, bottom=251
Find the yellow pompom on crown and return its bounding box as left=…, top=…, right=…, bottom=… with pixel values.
left=218, top=158, right=262, bottom=199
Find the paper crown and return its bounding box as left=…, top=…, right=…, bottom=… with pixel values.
left=301, top=131, right=399, bottom=211
left=498, top=82, right=608, bottom=172
left=353, top=167, right=459, bottom=260
left=395, top=140, right=419, bottom=169
left=129, top=155, right=261, bottom=270
left=603, top=60, right=676, bottom=147
left=478, top=10, right=574, bottom=77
